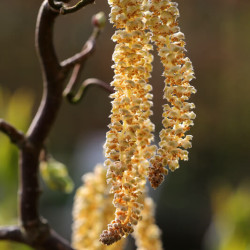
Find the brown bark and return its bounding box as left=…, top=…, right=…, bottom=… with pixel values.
left=0, top=0, right=104, bottom=249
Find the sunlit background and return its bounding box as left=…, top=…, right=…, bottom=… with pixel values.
left=0, top=0, right=250, bottom=249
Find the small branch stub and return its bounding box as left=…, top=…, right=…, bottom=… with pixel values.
left=92, top=12, right=106, bottom=29
left=0, top=119, right=26, bottom=148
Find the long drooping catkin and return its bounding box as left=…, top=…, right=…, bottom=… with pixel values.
left=100, top=0, right=196, bottom=245
left=101, top=0, right=156, bottom=245
left=146, top=0, right=196, bottom=188
left=72, top=164, right=125, bottom=250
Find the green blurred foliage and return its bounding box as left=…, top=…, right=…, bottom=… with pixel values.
left=0, top=87, right=33, bottom=250
left=211, top=183, right=250, bottom=250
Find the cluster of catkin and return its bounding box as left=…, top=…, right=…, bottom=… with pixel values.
left=99, top=0, right=196, bottom=246
left=72, top=164, right=162, bottom=250
left=147, top=0, right=196, bottom=189
left=71, top=0, right=196, bottom=247
left=72, top=164, right=126, bottom=250
left=133, top=197, right=163, bottom=250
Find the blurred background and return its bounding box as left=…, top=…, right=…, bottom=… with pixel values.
left=0, top=0, right=250, bottom=249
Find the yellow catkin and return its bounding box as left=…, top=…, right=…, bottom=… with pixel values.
left=101, top=0, right=156, bottom=245
left=146, top=0, right=196, bottom=188
left=72, top=164, right=125, bottom=250
left=72, top=165, right=163, bottom=249
left=101, top=0, right=196, bottom=245
left=134, top=197, right=163, bottom=250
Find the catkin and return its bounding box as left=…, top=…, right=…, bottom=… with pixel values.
left=146, top=0, right=196, bottom=188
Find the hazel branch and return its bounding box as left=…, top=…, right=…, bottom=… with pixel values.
left=61, top=12, right=105, bottom=72
left=60, top=0, right=95, bottom=15
left=48, top=0, right=95, bottom=15
left=62, top=26, right=100, bottom=103
left=15, top=2, right=73, bottom=249
left=48, top=0, right=63, bottom=11
left=0, top=119, right=26, bottom=147
left=0, top=226, right=74, bottom=250
left=64, top=78, right=113, bottom=104
left=0, top=226, right=25, bottom=244
left=0, top=0, right=104, bottom=249
left=21, top=0, right=63, bottom=233
left=61, top=27, right=100, bottom=71
left=62, top=12, right=106, bottom=105
left=38, top=229, right=74, bottom=250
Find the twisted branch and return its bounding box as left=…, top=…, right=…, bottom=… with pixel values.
left=48, top=0, right=63, bottom=11
left=0, top=0, right=99, bottom=249
left=64, top=78, right=113, bottom=104
left=48, top=0, right=95, bottom=15
left=61, top=0, right=95, bottom=15
left=61, top=27, right=100, bottom=71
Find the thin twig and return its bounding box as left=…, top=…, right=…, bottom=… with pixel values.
left=0, top=119, right=26, bottom=147
left=47, top=0, right=95, bottom=15
left=61, top=25, right=102, bottom=101
left=60, top=0, right=95, bottom=15
left=64, top=78, right=113, bottom=104
left=61, top=27, right=100, bottom=71
left=48, top=0, right=63, bottom=11
left=0, top=226, right=26, bottom=244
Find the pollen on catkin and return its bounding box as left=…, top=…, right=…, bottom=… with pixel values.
left=72, top=164, right=125, bottom=250
left=146, top=0, right=196, bottom=188
left=133, top=197, right=163, bottom=250
left=100, top=0, right=156, bottom=245
left=101, top=0, right=196, bottom=245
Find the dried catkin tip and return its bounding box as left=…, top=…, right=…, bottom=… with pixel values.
left=72, top=164, right=125, bottom=250
left=148, top=159, right=166, bottom=189
left=146, top=0, right=196, bottom=188
left=101, top=0, right=156, bottom=245
left=133, top=197, right=163, bottom=250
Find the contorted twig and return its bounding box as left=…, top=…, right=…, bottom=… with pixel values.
left=0, top=1, right=103, bottom=249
